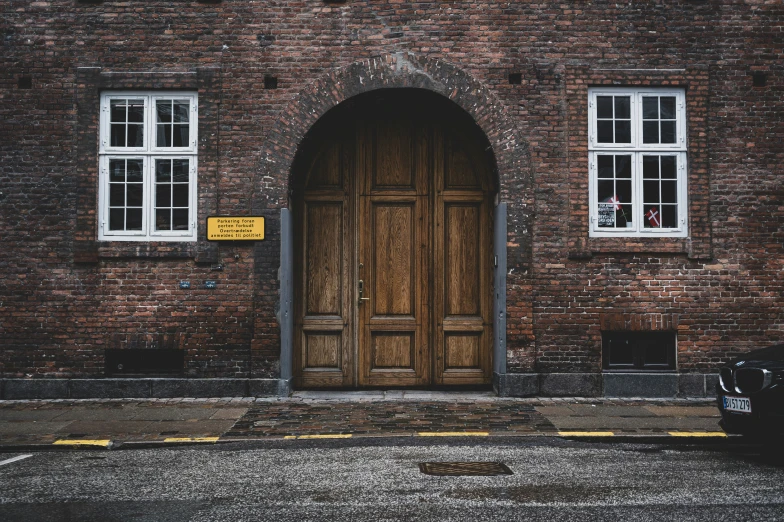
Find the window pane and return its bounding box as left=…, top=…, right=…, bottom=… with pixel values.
left=597, top=156, right=613, bottom=178
left=110, top=124, right=126, bottom=147
left=615, top=155, right=631, bottom=178
left=156, top=101, right=173, bottom=123
left=109, top=184, right=125, bottom=207
left=661, top=181, right=677, bottom=203
left=110, top=101, right=126, bottom=123
left=173, top=124, right=189, bottom=147
left=660, top=121, right=676, bottom=144
left=661, top=156, right=677, bottom=178
left=156, top=184, right=171, bottom=207
left=643, top=156, right=658, bottom=178
left=643, top=180, right=660, bottom=203
left=172, top=209, right=189, bottom=230
left=616, top=180, right=632, bottom=204
left=597, top=96, right=613, bottom=119
left=614, top=96, right=630, bottom=119
left=644, top=343, right=669, bottom=366
left=109, top=208, right=125, bottom=230
left=597, top=121, right=613, bottom=143
left=127, top=102, right=144, bottom=123
left=660, top=97, right=676, bottom=119
left=126, top=184, right=143, bottom=207
left=615, top=121, right=631, bottom=143
left=644, top=206, right=661, bottom=228
left=126, top=209, right=143, bottom=230
left=173, top=185, right=189, bottom=207
left=608, top=338, right=634, bottom=366
left=661, top=205, right=678, bottom=228
left=156, top=159, right=172, bottom=182
left=156, top=209, right=171, bottom=231
left=157, top=124, right=172, bottom=148
left=127, top=160, right=143, bottom=181
left=598, top=180, right=615, bottom=202
left=109, top=159, right=125, bottom=181
left=173, top=160, right=189, bottom=182
left=642, top=121, right=658, bottom=144
left=173, top=101, right=190, bottom=123
left=127, top=124, right=143, bottom=148
left=642, top=97, right=658, bottom=120
left=618, top=205, right=632, bottom=227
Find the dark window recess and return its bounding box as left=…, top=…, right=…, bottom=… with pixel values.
left=105, top=348, right=184, bottom=377
left=264, top=75, right=278, bottom=89
left=18, top=76, right=32, bottom=89
left=602, top=331, right=676, bottom=370
left=508, top=73, right=522, bottom=85
left=752, top=72, right=768, bottom=87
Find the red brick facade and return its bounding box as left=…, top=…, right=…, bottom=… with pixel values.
left=1, top=1, right=782, bottom=395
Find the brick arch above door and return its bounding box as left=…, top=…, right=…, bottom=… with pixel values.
left=258, top=53, right=532, bottom=213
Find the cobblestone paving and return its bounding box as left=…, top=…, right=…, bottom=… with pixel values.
left=226, top=401, right=559, bottom=438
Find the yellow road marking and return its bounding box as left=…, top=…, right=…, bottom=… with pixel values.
left=294, top=434, right=353, bottom=439
left=53, top=439, right=111, bottom=447
left=163, top=437, right=220, bottom=443
left=417, top=432, right=489, bottom=437
left=558, top=431, right=615, bottom=437
left=668, top=431, right=727, bottom=438
left=283, top=435, right=298, bottom=440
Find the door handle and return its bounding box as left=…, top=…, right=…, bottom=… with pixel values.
left=358, top=279, right=370, bottom=305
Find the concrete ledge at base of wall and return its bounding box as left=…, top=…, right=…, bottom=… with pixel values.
left=495, top=373, right=717, bottom=398
left=540, top=373, right=602, bottom=397
left=494, top=372, right=538, bottom=397
left=0, top=379, right=288, bottom=400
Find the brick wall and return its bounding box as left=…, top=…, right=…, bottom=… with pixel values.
left=0, top=0, right=782, bottom=379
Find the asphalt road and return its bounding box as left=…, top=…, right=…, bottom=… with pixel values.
left=1, top=437, right=783, bottom=521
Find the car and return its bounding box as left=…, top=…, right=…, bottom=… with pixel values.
left=717, top=344, right=784, bottom=439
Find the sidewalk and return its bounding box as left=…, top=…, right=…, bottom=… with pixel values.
left=0, top=392, right=724, bottom=450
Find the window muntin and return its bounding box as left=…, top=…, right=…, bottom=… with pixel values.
left=99, top=92, right=197, bottom=241
left=589, top=88, right=687, bottom=237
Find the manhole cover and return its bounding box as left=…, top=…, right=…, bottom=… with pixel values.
left=419, top=462, right=513, bottom=476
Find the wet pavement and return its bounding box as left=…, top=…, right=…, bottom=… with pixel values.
left=0, top=391, right=724, bottom=449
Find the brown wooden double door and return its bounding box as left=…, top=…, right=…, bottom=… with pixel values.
left=294, top=107, right=494, bottom=388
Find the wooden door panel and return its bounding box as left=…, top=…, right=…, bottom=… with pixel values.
left=445, top=203, right=481, bottom=316
left=434, top=191, right=492, bottom=384
left=371, top=331, right=416, bottom=370
left=444, top=333, right=481, bottom=369
left=371, top=202, right=415, bottom=317
left=372, top=119, right=414, bottom=190
left=295, top=134, right=353, bottom=388
left=358, top=194, right=427, bottom=385
left=304, top=202, right=344, bottom=316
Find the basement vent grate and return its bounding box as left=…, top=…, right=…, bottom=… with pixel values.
left=419, top=462, right=513, bottom=476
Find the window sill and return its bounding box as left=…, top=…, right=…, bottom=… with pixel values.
left=97, top=242, right=197, bottom=259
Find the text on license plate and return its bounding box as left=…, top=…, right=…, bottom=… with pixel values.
left=723, top=396, right=752, bottom=414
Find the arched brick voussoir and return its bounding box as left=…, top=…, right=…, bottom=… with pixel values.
left=258, top=52, right=532, bottom=201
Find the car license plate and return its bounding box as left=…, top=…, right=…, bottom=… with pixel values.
left=723, top=396, right=752, bottom=414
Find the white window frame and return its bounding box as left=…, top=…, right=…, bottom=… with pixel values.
left=98, top=91, right=198, bottom=241
left=588, top=87, right=688, bottom=238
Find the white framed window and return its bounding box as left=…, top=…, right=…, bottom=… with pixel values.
left=588, top=87, right=687, bottom=238
left=98, top=92, right=198, bottom=241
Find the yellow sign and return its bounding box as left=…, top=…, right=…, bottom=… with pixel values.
left=207, top=216, right=265, bottom=241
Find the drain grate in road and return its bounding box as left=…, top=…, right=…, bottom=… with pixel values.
left=419, top=462, right=513, bottom=476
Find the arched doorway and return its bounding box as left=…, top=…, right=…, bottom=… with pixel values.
left=292, top=89, right=497, bottom=388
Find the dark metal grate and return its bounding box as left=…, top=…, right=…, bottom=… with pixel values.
left=419, top=462, right=513, bottom=476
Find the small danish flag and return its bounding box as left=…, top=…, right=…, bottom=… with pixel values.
left=646, top=207, right=661, bottom=227
left=605, top=195, right=622, bottom=211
